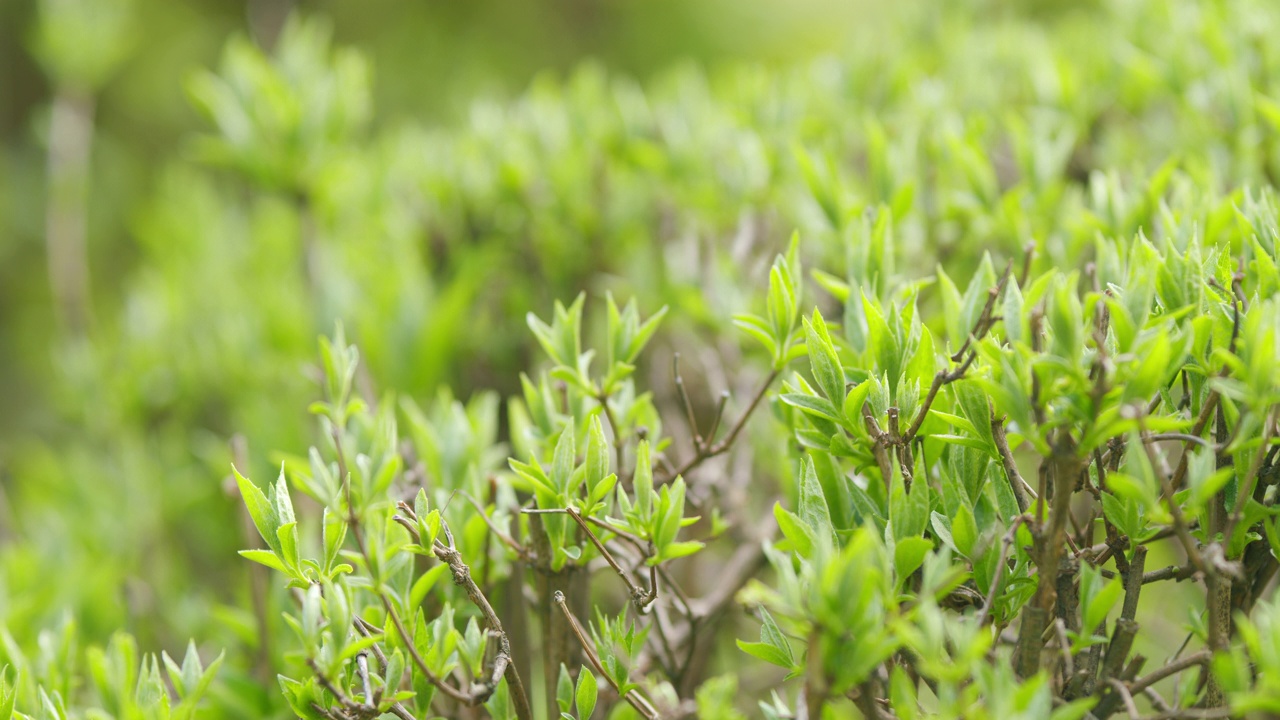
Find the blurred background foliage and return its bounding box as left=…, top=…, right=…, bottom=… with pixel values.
left=4, top=0, right=1280, bottom=715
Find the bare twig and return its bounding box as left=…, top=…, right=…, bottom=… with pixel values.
left=1128, top=651, right=1212, bottom=694
left=1054, top=618, right=1075, bottom=679
left=1108, top=678, right=1141, bottom=720
left=993, top=419, right=1033, bottom=513
left=524, top=506, right=656, bottom=612
left=463, top=492, right=533, bottom=562
left=1135, top=419, right=1207, bottom=579
left=661, top=370, right=780, bottom=483
left=976, top=516, right=1027, bottom=627
left=673, top=353, right=703, bottom=447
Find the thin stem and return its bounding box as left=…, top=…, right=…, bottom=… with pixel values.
left=993, top=419, right=1033, bottom=513
left=356, top=653, right=375, bottom=707
left=306, top=656, right=394, bottom=720
left=704, top=391, right=730, bottom=449
left=902, top=264, right=1012, bottom=444
left=661, top=369, right=780, bottom=483
left=553, top=591, right=660, bottom=720
left=673, top=353, right=703, bottom=448
left=1128, top=651, right=1212, bottom=694
left=1054, top=618, right=1075, bottom=679
left=1136, top=420, right=1207, bottom=578
left=462, top=492, right=533, bottom=562
left=351, top=617, right=422, bottom=720
left=566, top=506, right=656, bottom=611
left=976, top=516, right=1027, bottom=627
left=1108, top=678, right=1140, bottom=720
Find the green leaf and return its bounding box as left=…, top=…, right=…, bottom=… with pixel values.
left=234, top=467, right=282, bottom=559
left=552, top=418, right=577, bottom=496
left=951, top=504, right=979, bottom=558
left=585, top=415, right=610, bottom=497
left=843, top=381, right=872, bottom=428
left=628, top=306, right=667, bottom=363
left=654, top=540, right=704, bottom=564
left=733, top=314, right=779, bottom=359
left=410, top=564, right=449, bottom=609
left=893, top=537, right=934, bottom=587
left=736, top=640, right=793, bottom=671
left=805, top=309, right=845, bottom=404
left=737, top=608, right=795, bottom=670
left=774, top=503, right=815, bottom=559
left=238, top=549, right=287, bottom=573
left=1080, top=565, right=1124, bottom=631
left=509, top=457, right=555, bottom=496
left=930, top=512, right=957, bottom=554
left=798, top=456, right=836, bottom=547
left=1, top=666, right=16, bottom=720
left=779, top=392, right=842, bottom=424
left=556, top=664, right=573, bottom=714
left=1265, top=517, right=1280, bottom=561
left=889, top=665, right=919, bottom=720
left=575, top=666, right=598, bottom=720
left=1100, top=491, right=1144, bottom=542
left=275, top=522, right=301, bottom=574
left=632, top=441, right=655, bottom=523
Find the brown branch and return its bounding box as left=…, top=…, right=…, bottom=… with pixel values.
left=1053, top=618, right=1075, bottom=679
left=863, top=405, right=895, bottom=487
left=673, top=353, right=704, bottom=447
left=306, top=657, right=382, bottom=720
left=1121, top=546, right=1147, bottom=621
left=993, top=418, right=1033, bottom=513
left=1128, top=651, right=1212, bottom=694
left=1107, top=678, right=1141, bottom=720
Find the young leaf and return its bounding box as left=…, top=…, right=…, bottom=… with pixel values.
left=575, top=666, right=598, bottom=720
left=234, top=467, right=282, bottom=559
left=736, top=608, right=796, bottom=671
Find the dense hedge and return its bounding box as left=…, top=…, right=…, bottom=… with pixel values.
left=4, top=0, right=1280, bottom=718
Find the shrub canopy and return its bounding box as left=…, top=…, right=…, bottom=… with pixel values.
left=5, top=1, right=1280, bottom=718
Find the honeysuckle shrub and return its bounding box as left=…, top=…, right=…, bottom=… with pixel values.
left=7, top=0, right=1280, bottom=718
left=222, top=196, right=1280, bottom=720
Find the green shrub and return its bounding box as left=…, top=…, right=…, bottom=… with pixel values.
left=6, top=0, right=1280, bottom=718
left=218, top=201, right=1280, bottom=719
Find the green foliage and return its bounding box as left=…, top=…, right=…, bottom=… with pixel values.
left=10, top=0, right=1280, bottom=718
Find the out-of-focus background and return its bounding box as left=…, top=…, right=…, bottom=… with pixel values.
left=1, top=0, right=1269, bottom=714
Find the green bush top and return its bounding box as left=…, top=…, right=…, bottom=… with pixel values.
left=5, top=1, right=1280, bottom=719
